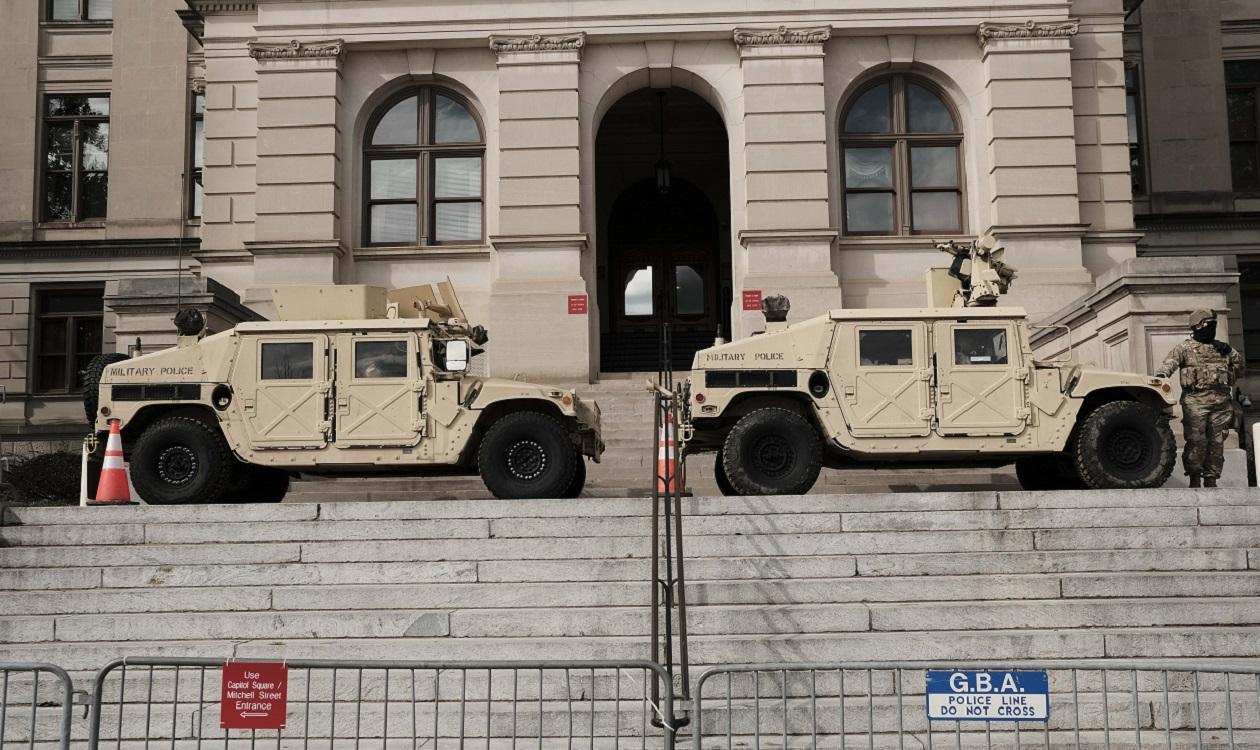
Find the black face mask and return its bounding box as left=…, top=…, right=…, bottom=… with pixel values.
left=1192, top=322, right=1217, bottom=343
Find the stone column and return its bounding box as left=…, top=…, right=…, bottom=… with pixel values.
left=487, top=33, right=591, bottom=381
left=104, top=276, right=262, bottom=354
left=978, top=20, right=1095, bottom=318
left=245, top=39, right=346, bottom=302
left=734, top=26, right=840, bottom=333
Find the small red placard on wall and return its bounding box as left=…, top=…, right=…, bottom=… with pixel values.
left=568, top=295, right=588, bottom=315
left=221, top=662, right=287, bottom=730
left=742, top=290, right=763, bottom=311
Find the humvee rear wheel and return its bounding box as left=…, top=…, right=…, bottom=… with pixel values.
left=478, top=412, right=578, bottom=499
left=562, top=457, right=587, bottom=499
left=722, top=408, right=822, bottom=496
left=713, top=449, right=738, bottom=496
left=1072, top=401, right=1175, bottom=489
left=131, top=416, right=233, bottom=504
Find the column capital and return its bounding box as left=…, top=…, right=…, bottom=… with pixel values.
left=248, top=38, right=345, bottom=62
left=977, top=19, right=1079, bottom=48
left=489, top=32, right=586, bottom=61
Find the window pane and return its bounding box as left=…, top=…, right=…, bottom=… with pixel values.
left=46, top=96, right=108, bottom=117
left=1232, top=143, right=1259, bottom=192
left=39, top=291, right=101, bottom=314
left=370, top=204, right=418, bottom=244
left=674, top=265, right=704, bottom=317
left=74, top=316, right=103, bottom=356
left=911, top=146, right=958, bottom=188
left=81, top=172, right=108, bottom=219
left=434, top=202, right=482, bottom=242
left=907, top=83, right=955, bottom=132
left=624, top=266, right=654, bottom=316
left=261, top=342, right=314, bottom=380
left=87, top=0, right=111, bottom=19
left=46, top=124, right=73, bottom=170
left=193, top=119, right=204, bottom=169
left=955, top=328, right=1009, bottom=365
left=37, top=356, right=69, bottom=391
left=845, top=193, right=894, bottom=233
left=434, top=157, right=481, bottom=198
left=40, top=319, right=68, bottom=354
left=369, top=159, right=417, bottom=200
left=1228, top=89, right=1257, bottom=140
left=51, top=0, right=79, bottom=19
left=844, top=147, right=893, bottom=188
left=434, top=95, right=480, bottom=143
left=354, top=340, right=409, bottom=378
left=844, top=84, right=891, bottom=133
left=81, top=122, right=109, bottom=171
left=1126, top=93, right=1140, bottom=144
left=194, top=93, right=205, bottom=115
left=859, top=330, right=913, bottom=366
left=192, top=173, right=203, bottom=218
left=911, top=192, right=960, bottom=233
left=371, top=96, right=418, bottom=145
left=44, top=172, right=73, bottom=221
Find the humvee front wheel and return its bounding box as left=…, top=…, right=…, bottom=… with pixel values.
left=478, top=412, right=579, bottom=499
left=131, top=416, right=233, bottom=504
left=1072, top=401, right=1175, bottom=489
left=722, top=408, right=822, bottom=496
left=562, top=457, right=587, bottom=499
left=713, top=449, right=738, bottom=496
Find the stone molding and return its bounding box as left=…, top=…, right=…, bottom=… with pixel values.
left=248, top=39, right=345, bottom=61
left=738, top=228, right=838, bottom=246
left=244, top=240, right=346, bottom=258
left=489, top=233, right=589, bottom=250
left=733, top=25, right=831, bottom=47
left=489, top=33, right=586, bottom=58
left=188, top=1, right=255, bottom=12
left=977, top=19, right=1079, bottom=46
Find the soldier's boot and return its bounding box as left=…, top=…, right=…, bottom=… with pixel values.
left=1188, top=475, right=1202, bottom=488
left=1203, top=477, right=1218, bottom=488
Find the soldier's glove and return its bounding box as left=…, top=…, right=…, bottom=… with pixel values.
left=1212, top=340, right=1233, bottom=356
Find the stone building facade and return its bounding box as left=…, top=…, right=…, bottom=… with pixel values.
left=0, top=0, right=1254, bottom=446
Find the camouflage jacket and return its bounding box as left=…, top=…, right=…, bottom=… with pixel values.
left=1155, top=339, right=1244, bottom=391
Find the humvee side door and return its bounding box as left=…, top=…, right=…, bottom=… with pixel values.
left=331, top=333, right=424, bottom=447
left=932, top=321, right=1028, bottom=436
left=237, top=335, right=331, bottom=448
left=830, top=322, right=933, bottom=437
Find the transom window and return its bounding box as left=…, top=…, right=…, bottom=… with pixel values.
left=363, top=88, right=484, bottom=246
left=49, top=0, right=111, bottom=21
left=840, top=75, right=963, bottom=236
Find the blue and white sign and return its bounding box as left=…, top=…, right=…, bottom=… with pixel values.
left=926, top=670, right=1049, bottom=721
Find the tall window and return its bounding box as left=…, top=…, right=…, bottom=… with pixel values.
left=33, top=287, right=104, bottom=393
left=189, top=92, right=204, bottom=219
left=363, top=88, right=484, bottom=246
left=1242, top=262, right=1260, bottom=364
left=1227, top=60, right=1260, bottom=193
left=1125, top=62, right=1147, bottom=196
left=840, top=75, right=963, bottom=236
left=48, top=0, right=111, bottom=20
left=43, top=95, right=109, bottom=222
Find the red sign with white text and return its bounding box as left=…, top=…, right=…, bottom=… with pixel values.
left=568, top=295, right=588, bottom=315
left=742, top=289, right=763, bottom=311
left=221, top=662, right=287, bottom=730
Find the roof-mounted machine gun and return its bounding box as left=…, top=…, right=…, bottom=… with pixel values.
left=930, top=234, right=1018, bottom=308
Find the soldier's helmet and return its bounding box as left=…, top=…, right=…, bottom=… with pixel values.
left=1188, top=309, right=1214, bottom=328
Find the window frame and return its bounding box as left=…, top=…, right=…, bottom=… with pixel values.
left=1125, top=60, right=1149, bottom=197
left=362, top=87, right=486, bottom=248
left=259, top=341, right=316, bottom=381
left=839, top=75, right=965, bottom=237
left=188, top=89, right=204, bottom=220
left=46, top=0, right=112, bottom=22
left=857, top=327, right=916, bottom=368
left=41, top=94, right=110, bottom=224
left=1226, top=61, right=1260, bottom=196
left=30, top=284, right=105, bottom=395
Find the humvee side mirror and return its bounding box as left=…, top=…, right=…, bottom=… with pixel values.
left=443, top=340, right=470, bottom=372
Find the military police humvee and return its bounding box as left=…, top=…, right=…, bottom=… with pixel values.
left=684, top=237, right=1179, bottom=495
left=85, top=283, right=603, bottom=504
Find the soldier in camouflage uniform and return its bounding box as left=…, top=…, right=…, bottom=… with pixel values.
left=1156, top=310, right=1245, bottom=487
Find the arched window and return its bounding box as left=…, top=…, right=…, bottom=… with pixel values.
left=363, top=88, right=484, bottom=246
left=840, top=75, right=963, bottom=236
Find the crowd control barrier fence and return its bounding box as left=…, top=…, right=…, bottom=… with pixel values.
left=0, top=662, right=75, bottom=750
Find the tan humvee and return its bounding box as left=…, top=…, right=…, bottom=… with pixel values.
left=85, top=283, right=602, bottom=503
left=684, top=237, right=1179, bottom=494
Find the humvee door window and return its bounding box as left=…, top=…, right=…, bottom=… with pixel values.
left=859, top=329, right=914, bottom=366
left=261, top=342, right=314, bottom=380
left=354, top=340, right=409, bottom=379
left=954, top=328, right=1009, bottom=365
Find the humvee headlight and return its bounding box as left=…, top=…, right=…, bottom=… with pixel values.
left=442, top=340, right=470, bottom=372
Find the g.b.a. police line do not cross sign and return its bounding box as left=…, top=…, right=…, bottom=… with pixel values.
left=926, top=670, right=1049, bottom=721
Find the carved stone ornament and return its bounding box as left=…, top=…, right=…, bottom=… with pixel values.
left=489, top=33, right=586, bottom=56
left=248, top=39, right=345, bottom=60
left=733, top=25, right=831, bottom=46
left=977, top=19, right=1080, bottom=45
left=190, top=79, right=206, bottom=95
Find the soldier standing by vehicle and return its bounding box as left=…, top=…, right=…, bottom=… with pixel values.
left=1156, top=310, right=1245, bottom=488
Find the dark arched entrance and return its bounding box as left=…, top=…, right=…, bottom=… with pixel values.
left=596, top=87, right=731, bottom=372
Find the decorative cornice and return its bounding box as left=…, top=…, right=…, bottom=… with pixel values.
left=733, top=25, right=831, bottom=46
left=489, top=33, right=585, bottom=57
left=248, top=39, right=345, bottom=61
left=187, top=1, right=255, bottom=12
left=977, top=19, right=1080, bottom=45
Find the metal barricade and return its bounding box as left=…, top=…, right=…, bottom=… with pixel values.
left=693, top=661, right=1260, bottom=750
left=89, top=658, right=675, bottom=749
left=0, top=662, right=75, bottom=750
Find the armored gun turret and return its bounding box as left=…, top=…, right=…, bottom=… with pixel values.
left=930, top=234, right=1018, bottom=308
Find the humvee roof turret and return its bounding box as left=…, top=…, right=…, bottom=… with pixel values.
left=85, top=282, right=602, bottom=503
left=684, top=237, right=1178, bottom=495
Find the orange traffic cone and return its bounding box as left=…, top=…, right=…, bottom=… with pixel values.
left=89, top=419, right=136, bottom=506
left=656, top=411, right=679, bottom=494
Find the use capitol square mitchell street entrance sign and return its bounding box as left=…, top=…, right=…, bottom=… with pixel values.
left=926, top=670, right=1050, bottom=721
left=220, top=662, right=288, bottom=730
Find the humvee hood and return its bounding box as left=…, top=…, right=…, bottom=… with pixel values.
left=691, top=314, right=834, bottom=370
left=100, top=330, right=237, bottom=384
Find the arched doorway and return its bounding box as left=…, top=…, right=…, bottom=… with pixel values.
left=596, top=87, right=731, bottom=373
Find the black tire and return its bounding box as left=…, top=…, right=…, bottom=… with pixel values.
left=131, top=416, right=233, bottom=505
left=1015, top=455, right=1086, bottom=491
left=562, top=457, right=587, bottom=498
left=722, top=408, right=822, bottom=496
left=478, top=412, right=578, bottom=499
left=223, top=462, right=290, bottom=503
left=1072, top=400, right=1176, bottom=489
left=82, top=353, right=129, bottom=424
left=713, top=449, right=738, bottom=496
